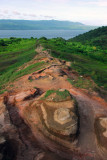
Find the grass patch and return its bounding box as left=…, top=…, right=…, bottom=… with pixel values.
left=42, top=48, right=46, bottom=51
left=0, top=89, right=7, bottom=94
left=67, top=77, right=96, bottom=90
left=34, top=86, right=37, bottom=89
left=13, top=61, right=45, bottom=78
left=0, top=38, right=37, bottom=54
left=0, top=61, right=45, bottom=89
left=42, top=89, right=71, bottom=101
left=29, top=79, right=33, bottom=82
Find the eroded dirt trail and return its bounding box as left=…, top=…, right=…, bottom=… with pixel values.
left=0, top=45, right=107, bottom=160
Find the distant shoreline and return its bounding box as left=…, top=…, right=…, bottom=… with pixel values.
left=0, top=29, right=90, bottom=39
left=0, top=19, right=97, bottom=30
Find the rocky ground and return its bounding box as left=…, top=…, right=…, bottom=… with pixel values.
left=0, top=45, right=107, bottom=160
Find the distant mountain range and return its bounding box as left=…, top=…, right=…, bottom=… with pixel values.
left=0, top=20, right=97, bottom=30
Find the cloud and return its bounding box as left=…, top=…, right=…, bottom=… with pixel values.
left=33, top=0, right=70, bottom=4
left=22, top=13, right=37, bottom=17
left=55, top=0, right=68, bottom=1
left=0, top=14, right=3, bottom=16
left=40, top=15, right=54, bottom=19
left=34, top=0, right=70, bottom=2
left=0, top=9, right=55, bottom=20
left=29, top=14, right=37, bottom=17
left=96, top=0, right=107, bottom=6
left=86, top=0, right=107, bottom=7
left=13, top=11, right=21, bottom=15
left=0, top=9, right=9, bottom=14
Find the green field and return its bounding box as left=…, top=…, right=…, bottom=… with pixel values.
left=0, top=37, right=38, bottom=93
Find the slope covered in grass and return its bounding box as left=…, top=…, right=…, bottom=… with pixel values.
left=71, top=26, right=107, bottom=50
left=0, top=37, right=38, bottom=93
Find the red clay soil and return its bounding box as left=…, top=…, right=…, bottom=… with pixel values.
left=0, top=45, right=107, bottom=160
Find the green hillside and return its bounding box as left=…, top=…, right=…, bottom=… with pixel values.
left=0, top=38, right=37, bottom=93
left=71, top=26, right=107, bottom=50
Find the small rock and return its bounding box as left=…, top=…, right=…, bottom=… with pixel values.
left=28, top=76, right=33, bottom=81
left=15, top=89, right=37, bottom=102
left=0, top=136, right=6, bottom=144
left=59, top=89, right=66, bottom=92
left=34, top=152, right=45, bottom=160
left=99, top=117, right=107, bottom=138
left=95, top=116, right=107, bottom=149
left=66, top=62, right=71, bottom=67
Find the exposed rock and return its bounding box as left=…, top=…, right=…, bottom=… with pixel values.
left=34, top=152, right=65, bottom=160
left=0, top=89, right=79, bottom=160
left=0, top=136, right=6, bottom=144
left=8, top=88, right=39, bottom=103
left=44, top=66, right=66, bottom=77
left=54, top=108, right=77, bottom=134
left=0, top=45, right=107, bottom=160
left=95, top=117, right=107, bottom=149
left=0, top=96, right=44, bottom=160
left=20, top=89, right=79, bottom=159
left=59, top=59, right=66, bottom=64
left=35, top=73, right=48, bottom=80
left=100, top=117, right=107, bottom=138
left=28, top=76, right=33, bottom=81
left=34, top=152, right=45, bottom=160
left=41, top=102, right=78, bottom=136
left=66, top=62, right=71, bottom=67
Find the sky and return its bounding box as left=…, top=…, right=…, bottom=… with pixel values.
left=0, top=0, right=107, bottom=26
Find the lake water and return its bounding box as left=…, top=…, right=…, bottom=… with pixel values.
left=0, top=30, right=89, bottom=39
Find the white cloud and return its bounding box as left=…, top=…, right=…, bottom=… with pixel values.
left=13, top=11, right=21, bottom=15
left=87, top=0, right=107, bottom=7
left=98, top=0, right=107, bottom=6
left=0, top=9, right=55, bottom=20
left=34, top=0, right=70, bottom=2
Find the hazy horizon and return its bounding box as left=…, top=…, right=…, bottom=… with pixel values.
left=0, top=0, right=107, bottom=26
left=0, top=19, right=100, bottom=27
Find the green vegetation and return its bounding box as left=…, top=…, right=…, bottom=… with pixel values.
left=0, top=37, right=38, bottom=93
left=0, top=61, right=45, bottom=84
left=67, top=77, right=96, bottom=90
left=0, top=37, right=35, bottom=53
left=42, top=89, right=71, bottom=101
left=39, top=26, right=107, bottom=90
left=0, top=89, right=7, bottom=95
left=71, top=26, right=107, bottom=50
